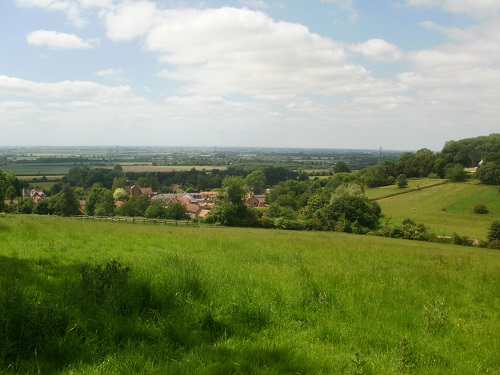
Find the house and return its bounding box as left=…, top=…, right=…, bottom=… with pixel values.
left=245, top=194, right=267, bottom=208
left=151, top=191, right=217, bottom=218
left=124, top=184, right=156, bottom=199
left=22, top=188, right=46, bottom=203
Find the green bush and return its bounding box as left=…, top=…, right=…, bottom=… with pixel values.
left=487, top=220, right=500, bottom=242
left=473, top=203, right=489, bottom=214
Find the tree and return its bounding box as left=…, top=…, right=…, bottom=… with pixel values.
left=145, top=201, right=168, bottom=219
left=0, top=168, right=17, bottom=212
left=33, top=200, right=52, bottom=215
left=319, top=194, right=381, bottom=231
left=116, top=197, right=140, bottom=217
left=205, top=176, right=256, bottom=227
left=85, top=185, right=111, bottom=216
left=112, top=177, right=126, bottom=191
left=396, top=174, right=408, bottom=188
left=136, top=193, right=151, bottom=216
left=244, top=170, right=267, bottom=194
left=222, top=176, right=247, bottom=205
left=444, top=164, right=467, bottom=182
left=333, top=161, right=351, bottom=174
left=18, top=198, right=34, bottom=214
left=94, top=190, right=115, bottom=216
left=476, top=162, right=499, bottom=185
left=50, top=184, right=81, bottom=216
left=165, top=202, right=189, bottom=220
left=113, top=188, right=128, bottom=202
left=488, top=221, right=500, bottom=242
left=5, top=186, right=16, bottom=200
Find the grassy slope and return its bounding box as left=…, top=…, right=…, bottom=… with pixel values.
left=376, top=182, right=500, bottom=239
left=365, top=178, right=445, bottom=200
left=1, top=215, right=499, bottom=374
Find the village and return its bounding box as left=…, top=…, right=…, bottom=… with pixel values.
left=18, top=183, right=267, bottom=219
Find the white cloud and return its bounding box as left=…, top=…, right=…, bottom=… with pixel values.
left=138, top=7, right=401, bottom=99
left=406, top=0, right=500, bottom=18
left=95, top=68, right=124, bottom=77
left=351, top=39, right=404, bottom=62
left=26, top=29, right=97, bottom=49
left=15, top=0, right=113, bottom=27
left=0, top=75, right=133, bottom=101
left=239, top=0, right=269, bottom=9
left=104, top=1, right=158, bottom=41
left=321, top=0, right=358, bottom=22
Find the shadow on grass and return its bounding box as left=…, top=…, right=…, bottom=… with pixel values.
left=0, top=255, right=244, bottom=373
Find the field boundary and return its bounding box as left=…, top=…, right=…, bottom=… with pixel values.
left=71, top=215, right=198, bottom=227
left=373, top=180, right=449, bottom=201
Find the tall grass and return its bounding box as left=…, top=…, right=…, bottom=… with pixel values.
left=0, top=215, right=499, bottom=374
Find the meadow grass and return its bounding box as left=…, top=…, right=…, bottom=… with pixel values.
left=377, top=181, right=499, bottom=239
left=364, top=178, right=445, bottom=200
left=0, top=215, right=499, bottom=374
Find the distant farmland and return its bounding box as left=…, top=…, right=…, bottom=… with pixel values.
left=2, top=163, right=228, bottom=176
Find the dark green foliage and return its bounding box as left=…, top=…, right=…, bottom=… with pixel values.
left=79, top=260, right=131, bottom=303
left=333, top=161, right=351, bottom=173
left=437, top=133, right=500, bottom=169
left=145, top=201, right=188, bottom=220
left=320, top=195, right=381, bottom=231
left=165, top=201, right=189, bottom=220
left=488, top=220, right=500, bottom=242
left=0, top=280, right=70, bottom=370
left=49, top=184, right=81, bottom=216
left=396, top=174, right=408, bottom=188
left=473, top=203, right=489, bottom=214
left=451, top=232, right=474, bottom=246
left=17, top=198, right=34, bottom=214
left=377, top=220, right=431, bottom=241
left=444, top=163, right=467, bottom=182
left=476, top=162, right=500, bottom=185
left=33, top=200, right=52, bottom=215
left=244, top=169, right=267, bottom=194
left=116, top=196, right=140, bottom=216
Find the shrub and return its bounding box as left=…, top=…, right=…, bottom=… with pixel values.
left=402, top=218, right=416, bottom=226
left=473, top=203, right=489, bottom=214
left=451, top=232, right=474, bottom=246
left=487, top=220, right=500, bottom=242
left=487, top=240, right=500, bottom=250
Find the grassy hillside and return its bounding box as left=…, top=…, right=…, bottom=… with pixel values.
left=376, top=181, right=500, bottom=239
left=0, top=215, right=499, bottom=374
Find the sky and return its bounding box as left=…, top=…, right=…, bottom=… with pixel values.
left=0, top=0, right=499, bottom=151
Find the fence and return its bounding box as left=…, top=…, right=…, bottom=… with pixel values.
left=72, top=215, right=198, bottom=227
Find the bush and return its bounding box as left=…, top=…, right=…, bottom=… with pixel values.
left=487, top=220, right=500, bottom=242
left=487, top=240, right=500, bottom=250
left=473, top=203, right=489, bottom=214
left=451, top=232, right=474, bottom=246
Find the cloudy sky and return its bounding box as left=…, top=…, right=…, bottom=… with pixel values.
left=0, top=0, right=498, bottom=150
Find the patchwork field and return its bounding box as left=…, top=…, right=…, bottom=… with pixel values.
left=375, top=181, right=500, bottom=239
left=0, top=215, right=498, bottom=374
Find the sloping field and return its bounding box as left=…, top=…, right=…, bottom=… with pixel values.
left=365, top=178, right=445, bottom=200
left=0, top=215, right=498, bottom=374
left=377, top=182, right=500, bottom=239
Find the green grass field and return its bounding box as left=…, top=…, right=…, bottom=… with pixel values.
left=365, top=178, right=445, bottom=200
left=1, top=215, right=498, bottom=374
left=376, top=181, right=499, bottom=239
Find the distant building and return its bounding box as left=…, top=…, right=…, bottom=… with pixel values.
left=22, top=188, right=46, bottom=203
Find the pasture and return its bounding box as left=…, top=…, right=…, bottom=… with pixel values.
left=0, top=215, right=498, bottom=374
left=376, top=181, right=500, bottom=239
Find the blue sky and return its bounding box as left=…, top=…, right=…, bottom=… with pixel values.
left=0, top=0, right=498, bottom=150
